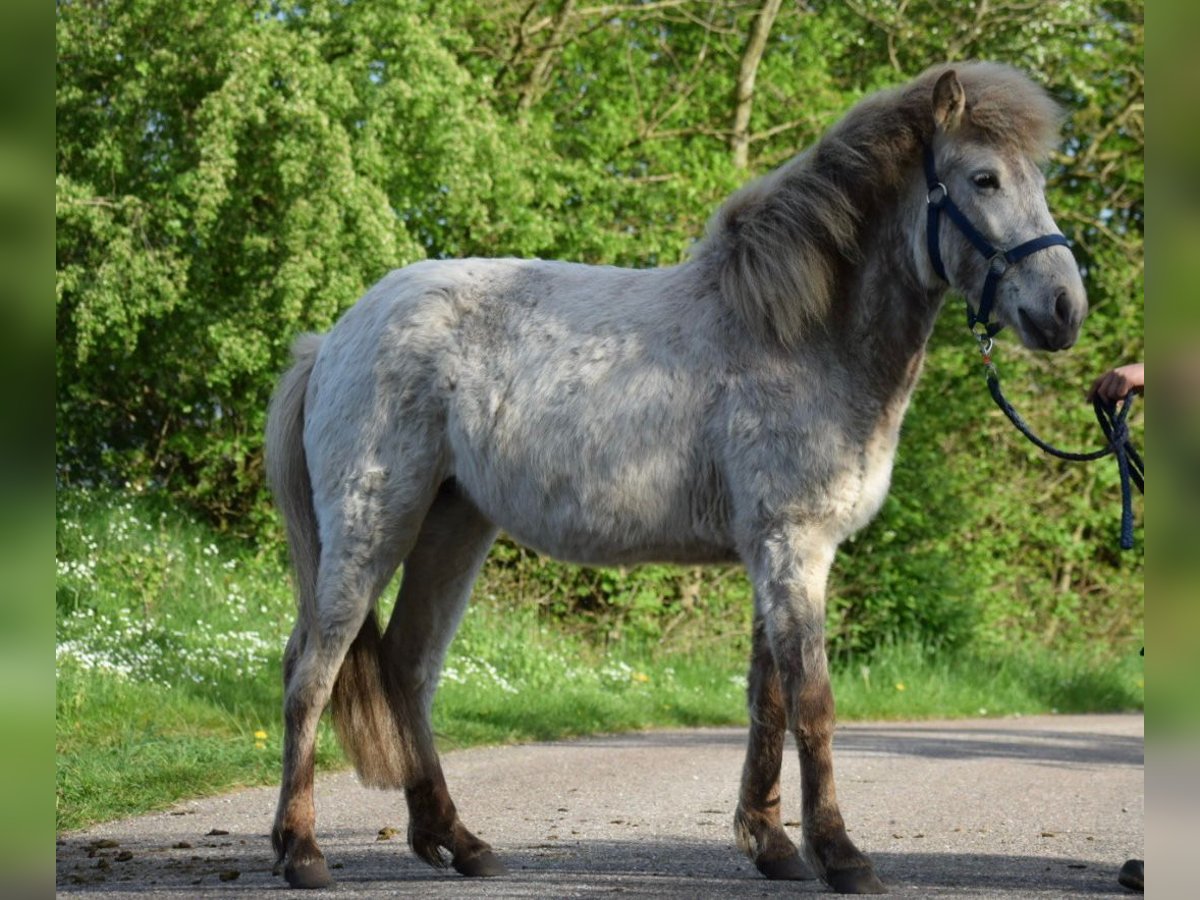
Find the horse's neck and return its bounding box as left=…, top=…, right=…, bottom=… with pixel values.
left=834, top=206, right=945, bottom=408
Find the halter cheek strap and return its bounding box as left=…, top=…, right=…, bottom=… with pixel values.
left=923, top=145, right=1070, bottom=338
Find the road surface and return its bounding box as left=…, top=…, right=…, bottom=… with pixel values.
left=57, top=714, right=1143, bottom=897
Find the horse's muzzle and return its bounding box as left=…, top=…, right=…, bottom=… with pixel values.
left=1014, top=284, right=1087, bottom=351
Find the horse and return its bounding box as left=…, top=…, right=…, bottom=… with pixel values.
left=266, top=61, right=1086, bottom=894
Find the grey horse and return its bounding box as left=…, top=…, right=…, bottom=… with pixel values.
left=267, top=61, right=1086, bottom=894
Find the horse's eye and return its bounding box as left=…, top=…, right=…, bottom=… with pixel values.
left=972, top=171, right=1000, bottom=191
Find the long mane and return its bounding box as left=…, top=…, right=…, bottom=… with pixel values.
left=692, top=61, right=1065, bottom=348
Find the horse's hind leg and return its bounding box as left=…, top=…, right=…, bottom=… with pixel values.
left=734, top=613, right=814, bottom=881
left=273, top=479, right=433, bottom=889
left=379, top=483, right=505, bottom=877
left=274, top=621, right=360, bottom=888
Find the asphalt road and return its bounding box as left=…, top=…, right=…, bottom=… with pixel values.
left=57, top=714, right=1143, bottom=898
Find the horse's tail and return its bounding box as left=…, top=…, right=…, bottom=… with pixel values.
left=331, top=621, right=416, bottom=789
left=267, top=334, right=324, bottom=634
left=267, top=333, right=413, bottom=790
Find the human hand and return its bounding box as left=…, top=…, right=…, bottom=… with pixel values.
left=1088, top=363, right=1144, bottom=404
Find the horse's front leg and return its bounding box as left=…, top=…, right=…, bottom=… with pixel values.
left=734, top=612, right=814, bottom=880
left=747, top=532, right=885, bottom=895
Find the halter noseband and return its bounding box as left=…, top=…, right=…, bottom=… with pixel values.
left=923, top=144, right=1070, bottom=339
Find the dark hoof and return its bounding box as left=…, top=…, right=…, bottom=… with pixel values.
left=283, top=857, right=334, bottom=890
left=453, top=849, right=508, bottom=877
left=1118, top=858, right=1144, bottom=892
left=755, top=853, right=815, bottom=881
left=824, top=866, right=886, bottom=894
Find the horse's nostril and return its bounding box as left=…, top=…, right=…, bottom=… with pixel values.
left=1054, top=288, right=1074, bottom=326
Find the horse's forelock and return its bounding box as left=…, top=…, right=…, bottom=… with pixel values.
left=697, top=62, right=1063, bottom=348
left=950, top=62, right=1065, bottom=160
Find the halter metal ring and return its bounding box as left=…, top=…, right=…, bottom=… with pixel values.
left=974, top=332, right=994, bottom=357
left=988, top=252, right=1009, bottom=276
left=927, top=183, right=947, bottom=206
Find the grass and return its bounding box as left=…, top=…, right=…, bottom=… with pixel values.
left=830, top=641, right=1143, bottom=720
left=55, top=487, right=1143, bottom=833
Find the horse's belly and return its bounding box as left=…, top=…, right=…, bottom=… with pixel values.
left=502, top=525, right=738, bottom=567
left=448, top=419, right=735, bottom=566
left=456, top=462, right=736, bottom=566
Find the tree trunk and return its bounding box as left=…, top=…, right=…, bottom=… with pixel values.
left=731, top=0, right=783, bottom=169
left=517, top=0, right=577, bottom=115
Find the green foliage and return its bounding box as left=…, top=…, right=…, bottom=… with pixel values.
left=56, top=0, right=567, bottom=526
left=481, top=540, right=752, bottom=649
left=57, top=2, right=1142, bottom=653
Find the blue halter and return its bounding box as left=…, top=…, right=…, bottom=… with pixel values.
left=922, top=144, right=1070, bottom=338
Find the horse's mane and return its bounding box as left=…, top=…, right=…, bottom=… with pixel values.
left=693, top=61, right=1065, bottom=348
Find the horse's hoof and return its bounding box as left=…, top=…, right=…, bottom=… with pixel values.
left=283, top=858, right=334, bottom=889
left=755, top=852, right=815, bottom=880
left=453, top=849, right=508, bottom=877
left=1118, top=858, right=1144, bottom=892
left=823, top=865, right=887, bottom=894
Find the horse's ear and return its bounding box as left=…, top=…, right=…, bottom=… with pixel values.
left=932, top=69, right=965, bottom=132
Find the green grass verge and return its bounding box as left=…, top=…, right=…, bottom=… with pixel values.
left=56, top=487, right=1142, bottom=832
left=830, top=640, right=1143, bottom=720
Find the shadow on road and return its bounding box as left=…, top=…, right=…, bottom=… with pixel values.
left=59, top=833, right=1130, bottom=897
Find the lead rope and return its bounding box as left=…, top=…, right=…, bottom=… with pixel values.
left=975, top=336, right=1144, bottom=549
